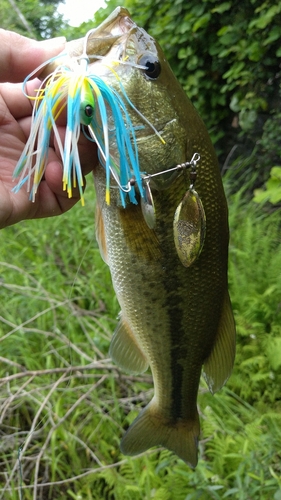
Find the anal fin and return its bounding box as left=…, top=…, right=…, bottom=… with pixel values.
left=95, top=200, right=108, bottom=264
left=203, top=290, right=236, bottom=394
left=109, top=316, right=149, bottom=374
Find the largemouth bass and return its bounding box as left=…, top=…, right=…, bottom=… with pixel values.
left=61, top=7, right=236, bottom=467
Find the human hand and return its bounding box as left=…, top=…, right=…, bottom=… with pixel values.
left=0, top=29, right=97, bottom=229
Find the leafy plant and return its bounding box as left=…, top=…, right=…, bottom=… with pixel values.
left=98, top=0, right=281, bottom=141
left=253, top=166, right=281, bottom=204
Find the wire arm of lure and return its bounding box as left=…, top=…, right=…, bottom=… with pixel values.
left=141, top=153, right=200, bottom=183
left=140, top=153, right=201, bottom=231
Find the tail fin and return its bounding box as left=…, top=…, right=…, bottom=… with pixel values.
left=120, top=398, right=200, bottom=467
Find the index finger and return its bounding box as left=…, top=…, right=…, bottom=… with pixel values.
left=0, top=79, right=43, bottom=120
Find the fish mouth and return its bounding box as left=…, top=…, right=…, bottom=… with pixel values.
left=41, top=7, right=137, bottom=77
left=81, top=7, right=136, bottom=61
left=102, top=7, right=135, bottom=36
left=90, top=7, right=134, bottom=38
left=84, top=8, right=155, bottom=71
left=42, top=7, right=156, bottom=82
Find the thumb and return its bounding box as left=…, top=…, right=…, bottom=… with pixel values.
left=0, top=29, right=66, bottom=83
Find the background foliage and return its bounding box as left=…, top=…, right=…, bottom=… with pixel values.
left=0, top=0, right=281, bottom=499
left=0, top=0, right=66, bottom=39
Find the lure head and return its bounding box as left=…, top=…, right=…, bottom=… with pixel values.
left=80, top=81, right=95, bottom=125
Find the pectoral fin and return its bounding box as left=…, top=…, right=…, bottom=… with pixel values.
left=203, top=291, right=236, bottom=394
left=109, top=316, right=149, bottom=374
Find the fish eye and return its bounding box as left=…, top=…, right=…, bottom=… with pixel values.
left=139, top=55, right=161, bottom=79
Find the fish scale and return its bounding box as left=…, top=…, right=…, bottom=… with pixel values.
left=64, top=6, right=236, bottom=466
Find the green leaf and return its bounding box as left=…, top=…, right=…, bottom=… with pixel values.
left=251, top=5, right=281, bottom=29
left=253, top=167, right=281, bottom=204
left=230, top=94, right=241, bottom=112
left=223, top=61, right=245, bottom=80
left=253, top=189, right=270, bottom=204
left=217, top=25, right=230, bottom=36
left=247, top=41, right=264, bottom=62
left=239, top=109, right=257, bottom=131
left=270, top=166, right=281, bottom=180
left=263, top=26, right=281, bottom=46
left=266, top=338, right=281, bottom=370
left=211, top=2, right=231, bottom=14
left=192, top=12, right=211, bottom=32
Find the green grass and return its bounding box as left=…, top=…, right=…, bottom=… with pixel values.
left=1, top=181, right=281, bottom=499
